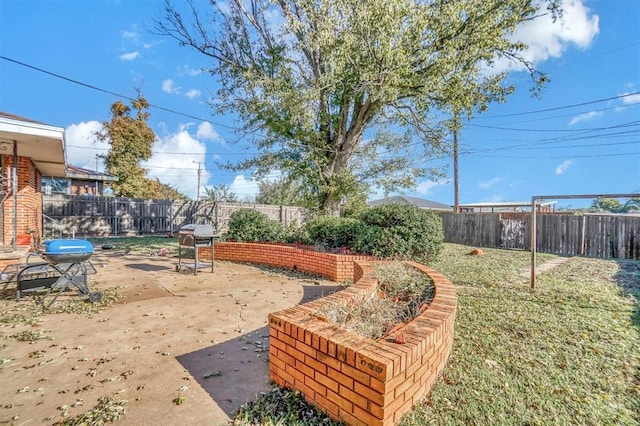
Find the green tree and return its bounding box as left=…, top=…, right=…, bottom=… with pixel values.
left=148, top=179, right=188, bottom=200
left=591, top=198, right=624, bottom=213
left=157, top=0, right=560, bottom=214
left=255, top=178, right=306, bottom=206
left=99, top=93, right=156, bottom=198
left=624, top=197, right=640, bottom=212
left=339, top=190, right=369, bottom=218
left=201, top=184, right=239, bottom=203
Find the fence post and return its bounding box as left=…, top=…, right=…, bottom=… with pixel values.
left=580, top=215, right=586, bottom=256
left=114, top=198, right=118, bottom=236
left=530, top=198, right=537, bottom=290
left=169, top=201, right=173, bottom=235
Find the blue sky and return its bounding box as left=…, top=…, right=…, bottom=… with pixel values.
left=1, top=0, right=638, bottom=208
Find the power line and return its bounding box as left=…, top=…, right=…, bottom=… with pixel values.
left=473, top=92, right=640, bottom=119
left=467, top=129, right=640, bottom=153
left=466, top=140, right=640, bottom=153
left=5, top=54, right=640, bottom=140
left=0, top=55, right=240, bottom=131
left=463, top=152, right=640, bottom=159
left=467, top=119, right=640, bottom=133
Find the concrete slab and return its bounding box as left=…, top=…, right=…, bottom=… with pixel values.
left=0, top=251, right=342, bottom=425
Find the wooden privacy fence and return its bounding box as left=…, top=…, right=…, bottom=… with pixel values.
left=440, top=212, right=640, bottom=260
left=42, top=195, right=308, bottom=238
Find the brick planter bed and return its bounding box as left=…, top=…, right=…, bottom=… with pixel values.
left=206, top=242, right=457, bottom=426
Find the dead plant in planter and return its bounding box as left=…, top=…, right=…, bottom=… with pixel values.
left=316, top=263, right=435, bottom=340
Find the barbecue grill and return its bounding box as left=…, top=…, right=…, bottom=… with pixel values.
left=7, top=239, right=101, bottom=309
left=176, top=224, right=215, bottom=275
left=42, top=239, right=94, bottom=264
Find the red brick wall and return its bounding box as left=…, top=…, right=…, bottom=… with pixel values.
left=1, top=155, right=43, bottom=246
left=206, top=242, right=371, bottom=282
left=203, top=242, right=457, bottom=425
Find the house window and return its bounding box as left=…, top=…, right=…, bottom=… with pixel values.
left=42, top=177, right=71, bottom=195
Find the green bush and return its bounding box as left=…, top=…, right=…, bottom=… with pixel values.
left=353, top=203, right=444, bottom=261
left=281, top=222, right=313, bottom=245
left=226, top=209, right=284, bottom=242
left=302, top=216, right=362, bottom=250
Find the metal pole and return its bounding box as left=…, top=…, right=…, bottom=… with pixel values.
left=197, top=163, right=201, bottom=201
left=193, top=161, right=202, bottom=201
left=530, top=196, right=537, bottom=290
left=12, top=141, right=18, bottom=251
left=453, top=129, right=459, bottom=213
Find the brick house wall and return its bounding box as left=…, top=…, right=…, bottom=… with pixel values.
left=1, top=155, right=43, bottom=245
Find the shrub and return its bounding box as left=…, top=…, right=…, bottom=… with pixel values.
left=281, top=222, right=313, bottom=245
left=353, top=203, right=444, bottom=261
left=226, top=209, right=284, bottom=242
left=302, top=216, right=361, bottom=250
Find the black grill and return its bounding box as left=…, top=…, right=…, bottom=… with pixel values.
left=176, top=224, right=215, bottom=275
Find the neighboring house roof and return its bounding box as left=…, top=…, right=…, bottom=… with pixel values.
left=368, top=196, right=453, bottom=211
left=66, top=165, right=118, bottom=182
left=459, top=201, right=556, bottom=212
left=0, top=111, right=48, bottom=125
left=460, top=201, right=556, bottom=208
left=0, top=111, right=67, bottom=177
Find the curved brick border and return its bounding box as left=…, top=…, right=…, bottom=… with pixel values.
left=207, top=242, right=371, bottom=281
left=205, top=242, right=457, bottom=426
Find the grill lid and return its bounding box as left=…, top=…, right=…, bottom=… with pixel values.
left=42, top=239, right=94, bottom=255
left=179, top=224, right=214, bottom=237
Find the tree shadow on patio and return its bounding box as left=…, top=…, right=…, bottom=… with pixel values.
left=176, top=283, right=343, bottom=417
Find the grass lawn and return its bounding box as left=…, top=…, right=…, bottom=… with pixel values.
left=86, top=235, right=180, bottom=257
left=82, top=237, right=639, bottom=424
left=234, top=243, right=640, bottom=425
left=403, top=245, right=639, bottom=425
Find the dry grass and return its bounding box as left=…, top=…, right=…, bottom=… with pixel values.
left=316, top=263, right=434, bottom=340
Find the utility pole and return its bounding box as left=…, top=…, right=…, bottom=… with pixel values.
left=95, top=154, right=106, bottom=172
left=453, top=129, right=459, bottom=213
left=193, top=161, right=202, bottom=201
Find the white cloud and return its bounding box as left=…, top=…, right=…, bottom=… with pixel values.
left=119, top=51, right=139, bottom=61
left=185, top=89, right=201, bottom=99
left=121, top=26, right=159, bottom=50
left=121, top=30, right=138, bottom=40
left=196, top=122, right=221, bottom=141
left=491, top=0, right=599, bottom=72
left=621, top=92, right=640, bottom=104
left=478, top=177, right=502, bottom=190
left=142, top=40, right=162, bottom=50
left=65, top=121, right=109, bottom=171
left=178, top=65, right=202, bottom=76
left=66, top=121, right=221, bottom=200
left=415, top=179, right=450, bottom=195
left=143, top=129, right=210, bottom=200
left=161, top=79, right=180, bottom=94
left=568, top=111, right=602, bottom=126
left=555, top=160, right=574, bottom=175
left=230, top=175, right=260, bottom=201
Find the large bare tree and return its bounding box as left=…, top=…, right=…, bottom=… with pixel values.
left=156, top=0, right=560, bottom=214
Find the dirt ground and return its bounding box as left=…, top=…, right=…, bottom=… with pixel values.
left=0, top=250, right=342, bottom=425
